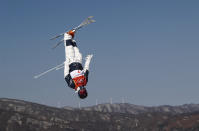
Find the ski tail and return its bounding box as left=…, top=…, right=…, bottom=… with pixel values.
left=51, top=39, right=64, bottom=49
left=34, top=62, right=64, bottom=79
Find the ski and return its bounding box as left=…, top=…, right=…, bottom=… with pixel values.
left=34, top=62, right=64, bottom=79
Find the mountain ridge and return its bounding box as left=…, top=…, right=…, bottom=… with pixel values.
left=1, top=98, right=199, bottom=131
left=64, top=102, right=199, bottom=115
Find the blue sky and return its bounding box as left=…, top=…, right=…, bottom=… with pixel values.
left=0, top=0, right=199, bottom=107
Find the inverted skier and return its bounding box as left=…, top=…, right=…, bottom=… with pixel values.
left=64, top=30, right=93, bottom=99
left=34, top=16, right=95, bottom=99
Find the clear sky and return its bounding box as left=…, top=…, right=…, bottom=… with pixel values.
left=0, top=0, right=199, bottom=107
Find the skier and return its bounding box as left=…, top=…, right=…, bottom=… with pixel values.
left=34, top=16, right=95, bottom=99
left=64, top=30, right=93, bottom=99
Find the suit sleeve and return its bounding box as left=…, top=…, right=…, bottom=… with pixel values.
left=84, top=70, right=89, bottom=82
left=84, top=54, right=93, bottom=72
left=65, top=74, right=75, bottom=89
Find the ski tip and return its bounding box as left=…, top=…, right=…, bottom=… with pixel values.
left=33, top=76, right=38, bottom=79
left=88, top=16, right=96, bottom=23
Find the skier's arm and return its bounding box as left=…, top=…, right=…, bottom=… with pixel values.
left=84, top=70, right=89, bottom=82
left=84, top=54, right=93, bottom=72
left=65, top=74, right=75, bottom=89
left=83, top=54, right=93, bottom=82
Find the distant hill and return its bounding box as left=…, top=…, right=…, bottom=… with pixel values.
left=77, top=103, right=199, bottom=115
left=1, top=98, right=199, bottom=131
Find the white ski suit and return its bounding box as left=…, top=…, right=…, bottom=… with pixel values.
left=64, top=32, right=92, bottom=90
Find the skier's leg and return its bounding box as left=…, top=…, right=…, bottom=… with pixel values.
left=64, top=33, right=76, bottom=64
left=64, top=34, right=75, bottom=77
left=74, top=47, right=82, bottom=63
left=64, top=45, right=74, bottom=78
left=64, top=59, right=69, bottom=78
left=71, top=40, right=82, bottom=64
left=65, top=45, right=75, bottom=64
left=74, top=47, right=82, bottom=64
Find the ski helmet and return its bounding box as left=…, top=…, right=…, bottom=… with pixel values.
left=78, top=87, right=87, bottom=99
